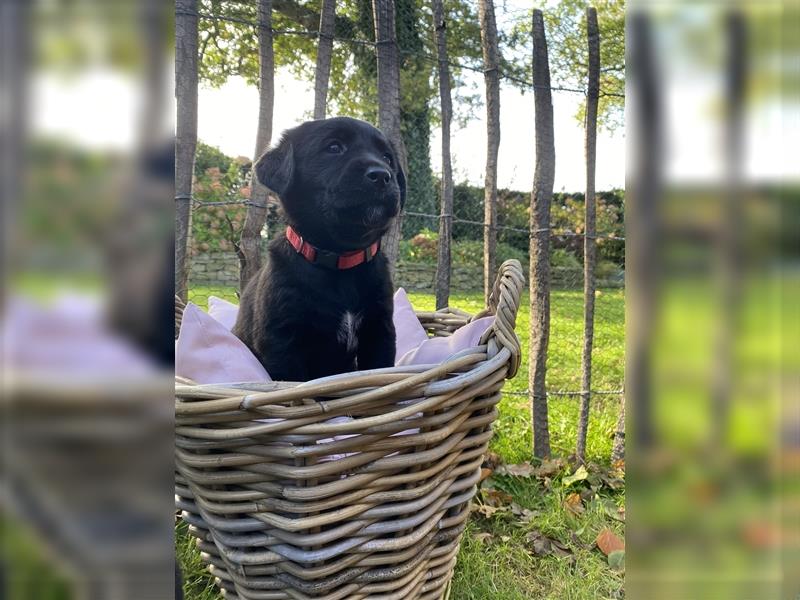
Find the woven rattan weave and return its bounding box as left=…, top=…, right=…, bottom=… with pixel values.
left=175, top=259, right=524, bottom=599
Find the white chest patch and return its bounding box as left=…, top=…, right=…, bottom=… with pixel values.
left=337, top=311, right=362, bottom=354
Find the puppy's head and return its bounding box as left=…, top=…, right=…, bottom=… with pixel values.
left=254, top=117, right=406, bottom=251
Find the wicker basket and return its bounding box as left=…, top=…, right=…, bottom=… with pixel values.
left=175, top=259, right=525, bottom=600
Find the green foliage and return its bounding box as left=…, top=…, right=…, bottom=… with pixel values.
left=548, top=0, right=625, bottom=130
left=190, top=142, right=251, bottom=254
left=23, top=139, right=120, bottom=257
left=194, top=141, right=244, bottom=177
left=188, top=142, right=625, bottom=270
left=400, top=228, right=439, bottom=262
left=551, top=248, right=581, bottom=269
left=431, top=180, right=625, bottom=267
left=198, top=0, right=444, bottom=237
left=401, top=109, right=437, bottom=234
left=399, top=228, right=529, bottom=267
left=508, top=0, right=625, bottom=131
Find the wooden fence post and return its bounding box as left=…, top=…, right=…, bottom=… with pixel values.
left=576, top=6, right=600, bottom=462
left=373, top=0, right=408, bottom=276
left=313, top=0, right=336, bottom=120
left=238, top=0, right=275, bottom=293
left=479, top=0, right=500, bottom=304
left=530, top=9, right=555, bottom=459
left=175, top=0, right=198, bottom=303
left=611, top=396, right=625, bottom=462
left=432, top=0, right=453, bottom=310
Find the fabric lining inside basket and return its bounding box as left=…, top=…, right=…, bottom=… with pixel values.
left=176, top=288, right=493, bottom=385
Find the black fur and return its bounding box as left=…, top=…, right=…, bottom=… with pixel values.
left=233, top=117, right=405, bottom=381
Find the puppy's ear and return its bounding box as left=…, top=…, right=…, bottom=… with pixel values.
left=254, top=138, right=294, bottom=196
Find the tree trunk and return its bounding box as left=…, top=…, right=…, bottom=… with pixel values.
left=530, top=9, right=555, bottom=459
left=372, top=0, right=407, bottom=277
left=479, top=0, right=500, bottom=304
left=576, top=7, right=600, bottom=462
left=238, top=0, right=275, bottom=293
left=175, top=0, right=198, bottom=303
left=432, top=0, right=453, bottom=310
left=313, top=0, right=336, bottom=120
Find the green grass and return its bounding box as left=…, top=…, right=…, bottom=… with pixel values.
left=180, top=287, right=626, bottom=599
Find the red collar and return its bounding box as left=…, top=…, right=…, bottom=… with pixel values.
left=285, top=226, right=380, bottom=270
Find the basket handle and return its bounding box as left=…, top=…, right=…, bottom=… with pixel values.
left=475, top=259, right=525, bottom=378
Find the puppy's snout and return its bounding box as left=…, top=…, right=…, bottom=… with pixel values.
left=365, top=166, right=392, bottom=187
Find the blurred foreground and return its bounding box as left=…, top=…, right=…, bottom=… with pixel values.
left=626, top=2, right=797, bottom=599
left=1, top=1, right=176, bottom=599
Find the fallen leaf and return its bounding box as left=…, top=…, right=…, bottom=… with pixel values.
left=525, top=530, right=552, bottom=556
left=596, top=528, right=625, bottom=556
left=564, top=492, right=585, bottom=516
left=599, top=472, right=625, bottom=491
left=482, top=488, right=513, bottom=507
left=510, top=503, right=539, bottom=524
left=479, top=467, right=494, bottom=483
left=608, top=549, right=625, bottom=571
left=601, top=500, right=625, bottom=523
left=533, top=457, right=567, bottom=478
left=562, top=465, right=589, bottom=487
left=473, top=532, right=494, bottom=544
left=495, top=462, right=535, bottom=478
left=471, top=503, right=500, bottom=518
left=741, top=521, right=780, bottom=549
left=525, top=530, right=573, bottom=559
left=483, top=451, right=502, bottom=470
left=551, top=538, right=573, bottom=558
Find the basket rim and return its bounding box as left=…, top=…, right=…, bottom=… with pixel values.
left=174, top=259, right=524, bottom=393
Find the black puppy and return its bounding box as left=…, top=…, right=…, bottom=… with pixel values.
left=233, top=117, right=405, bottom=381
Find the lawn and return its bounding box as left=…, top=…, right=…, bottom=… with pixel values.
left=180, top=286, right=626, bottom=599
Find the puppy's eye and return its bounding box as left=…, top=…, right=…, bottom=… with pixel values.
left=327, top=142, right=345, bottom=154
left=382, top=152, right=393, bottom=165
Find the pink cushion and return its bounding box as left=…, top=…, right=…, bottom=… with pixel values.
left=176, top=302, right=271, bottom=384
left=208, top=295, right=239, bottom=330
left=180, top=292, right=493, bottom=383
left=392, top=288, right=428, bottom=363
left=396, top=316, right=495, bottom=366
left=1, top=295, right=157, bottom=378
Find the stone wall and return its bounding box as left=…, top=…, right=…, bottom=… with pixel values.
left=188, top=251, right=624, bottom=292
left=189, top=251, right=240, bottom=287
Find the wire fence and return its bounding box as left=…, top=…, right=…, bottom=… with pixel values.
left=178, top=0, right=625, bottom=442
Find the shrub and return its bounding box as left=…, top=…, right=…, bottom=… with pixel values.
left=190, top=142, right=252, bottom=254
left=551, top=248, right=581, bottom=269
left=401, top=228, right=439, bottom=263
left=400, top=233, right=529, bottom=268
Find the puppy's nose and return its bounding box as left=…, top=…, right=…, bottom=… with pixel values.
left=365, top=166, right=392, bottom=186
